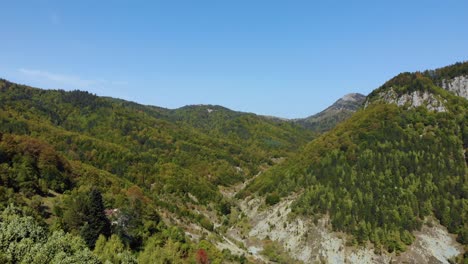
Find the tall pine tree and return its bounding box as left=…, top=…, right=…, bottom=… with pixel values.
left=80, top=189, right=111, bottom=248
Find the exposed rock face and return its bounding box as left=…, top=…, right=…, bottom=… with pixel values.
left=440, top=75, right=468, bottom=99
left=398, top=224, right=463, bottom=264
left=367, top=88, right=447, bottom=112
left=240, top=195, right=462, bottom=263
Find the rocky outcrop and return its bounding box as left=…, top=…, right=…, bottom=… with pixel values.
left=238, top=195, right=462, bottom=263
left=440, top=75, right=468, bottom=99
left=367, top=88, right=447, bottom=112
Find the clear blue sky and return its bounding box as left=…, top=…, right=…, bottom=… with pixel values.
left=1, top=1, right=467, bottom=118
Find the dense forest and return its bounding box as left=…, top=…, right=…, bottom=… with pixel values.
left=244, top=63, right=468, bottom=253
left=0, top=78, right=313, bottom=263
left=0, top=131, right=244, bottom=263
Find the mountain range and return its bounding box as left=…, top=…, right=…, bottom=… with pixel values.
left=0, top=61, right=467, bottom=263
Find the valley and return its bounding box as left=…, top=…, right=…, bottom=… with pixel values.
left=0, top=62, right=467, bottom=263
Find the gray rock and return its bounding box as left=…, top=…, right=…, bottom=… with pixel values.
left=440, top=75, right=468, bottom=99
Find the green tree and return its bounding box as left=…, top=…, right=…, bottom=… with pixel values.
left=62, top=189, right=111, bottom=248
left=85, top=189, right=111, bottom=248
left=0, top=205, right=99, bottom=264
left=94, top=234, right=137, bottom=264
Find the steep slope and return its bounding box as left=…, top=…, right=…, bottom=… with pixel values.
left=243, top=62, right=468, bottom=262
left=295, top=93, right=366, bottom=133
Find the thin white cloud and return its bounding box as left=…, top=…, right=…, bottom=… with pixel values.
left=18, top=68, right=126, bottom=90
left=19, top=68, right=97, bottom=88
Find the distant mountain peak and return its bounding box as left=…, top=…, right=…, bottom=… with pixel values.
left=340, top=93, right=365, bottom=102
left=294, top=92, right=366, bottom=133
left=331, top=93, right=366, bottom=111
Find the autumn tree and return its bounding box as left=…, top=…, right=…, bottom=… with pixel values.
left=196, top=249, right=209, bottom=264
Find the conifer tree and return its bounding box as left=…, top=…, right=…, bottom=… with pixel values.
left=81, top=188, right=111, bottom=248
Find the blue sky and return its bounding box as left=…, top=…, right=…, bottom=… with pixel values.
left=1, top=1, right=467, bottom=118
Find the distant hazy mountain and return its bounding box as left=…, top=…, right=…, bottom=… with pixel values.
left=294, top=93, right=366, bottom=133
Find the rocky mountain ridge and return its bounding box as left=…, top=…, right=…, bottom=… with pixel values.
left=367, top=62, right=468, bottom=112
left=366, top=88, right=448, bottom=112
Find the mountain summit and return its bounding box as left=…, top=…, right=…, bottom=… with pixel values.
left=329, top=93, right=366, bottom=110
left=295, top=92, right=366, bottom=132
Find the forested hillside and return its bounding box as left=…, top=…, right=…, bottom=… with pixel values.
left=244, top=62, right=468, bottom=254
left=0, top=79, right=313, bottom=263
left=0, top=79, right=312, bottom=202
left=0, top=61, right=467, bottom=263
